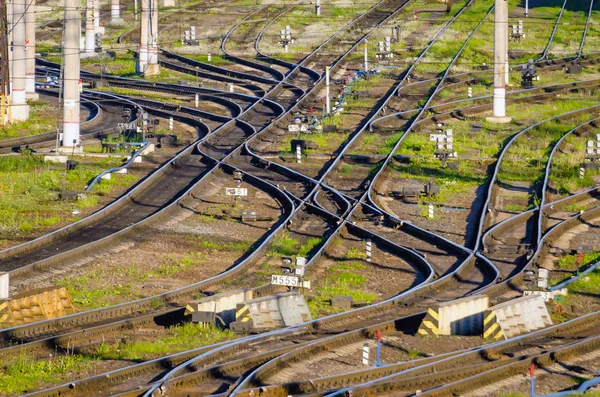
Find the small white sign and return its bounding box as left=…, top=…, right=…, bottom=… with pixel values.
left=430, top=134, right=444, bottom=141
left=271, top=275, right=299, bottom=287
left=300, top=124, right=308, bottom=132
left=288, top=124, right=300, bottom=132
left=523, top=290, right=553, bottom=301
left=225, top=188, right=248, bottom=196
left=118, top=122, right=136, bottom=130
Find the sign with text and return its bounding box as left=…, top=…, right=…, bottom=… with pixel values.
left=271, top=275, right=299, bottom=287
left=225, top=188, right=248, bottom=196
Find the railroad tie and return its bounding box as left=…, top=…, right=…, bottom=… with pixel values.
left=483, top=310, right=504, bottom=340
left=417, top=308, right=440, bottom=337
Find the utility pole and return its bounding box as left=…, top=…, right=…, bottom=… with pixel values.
left=93, top=0, right=100, bottom=28
left=62, top=0, right=81, bottom=148
left=488, top=0, right=511, bottom=123
left=0, top=0, right=10, bottom=125
left=11, top=0, right=30, bottom=120
left=84, top=0, right=95, bottom=56
left=137, top=0, right=159, bottom=76
left=111, top=0, right=123, bottom=24
left=315, top=0, right=320, bottom=15
left=25, top=0, right=37, bottom=99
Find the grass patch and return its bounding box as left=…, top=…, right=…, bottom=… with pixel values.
left=0, top=155, right=134, bottom=239
left=0, top=100, right=59, bottom=139
left=0, top=354, right=95, bottom=394
left=95, top=323, right=234, bottom=360
left=308, top=262, right=377, bottom=318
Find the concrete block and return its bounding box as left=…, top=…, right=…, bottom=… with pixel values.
left=101, top=173, right=111, bottom=180
left=235, top=292, right=311, bottom=331
left=186, top=289, right=253, bottom=327
left=116, top=168, right=127, bottom=174
left=278, top=294, right=311, bottom=326
left=0, top=272, right=8, bottom=300
left=331, top=296, right=353, bottom=310
left=0, top=286, right=75, bottom=327
left=127, top=156, right=143, bottom=163
left=484, top=294, right=552, bottom=340
left=140, top=143, right=155, bottom=155
left=418, top=295, right=489, bottom=337
left=44, top=155, right=69, bottom=163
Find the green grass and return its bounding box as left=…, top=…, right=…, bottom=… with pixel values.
left=199, top=239, right=252, bottom=251
left=0, top=100, right=59, bottom=139
left=0, top=354, right=95, bottom=394
left=345, top=246, right=366, bottom=260
left=95, top=323, right=234, bottom=360
left=266, top=232, right=323, bottom=258
left=308, top=262, right=377, bottom=318
left=568, top=268, right=600, bottom=294
left=267, top=232, right=301, bottom=257
left=0, top=155, right=135, bottom=238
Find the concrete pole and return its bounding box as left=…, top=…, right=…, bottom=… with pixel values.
left=489, top=0, right=510, bottom=122
left=7, top=0, right=13, bottom=97
left=147, top=0, right=160, bottom=76
left=11, top=0, right=29, bottom=121
left=137, top=0, right=149, bottom=74
left=63, top=0, right=81, bottom=147
left=25, top=0, right=37, bottom=99
left=325, top=66, right=330, bottom=114
left=315, top=0, right=320, bottom=15
left=111, top=0, right=123, bottom=24
left=84, top=0, right=95, bottom=56
left=93, top=0, right=100, bottom=28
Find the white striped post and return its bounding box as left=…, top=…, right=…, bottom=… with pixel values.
left=296, top=145, right=302, bottom=164
left=195, top=93, right=199, bottom=108
left=468, top=87, right=472, bottom=98
left=428, top=203, right=434, bottom=219
left=366, top=239, right=372, bottom=262
left=229, top=83, right=234, bottom=93
left=580, top=167, right=585, bottom=179
left=362, top=343, right=370, bottom=365
left=169, top=117, right=174, bottom=130
left=207, top=52, right=212, bottom=62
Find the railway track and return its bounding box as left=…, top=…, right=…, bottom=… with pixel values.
left=4, top=0, right=600, bottom=395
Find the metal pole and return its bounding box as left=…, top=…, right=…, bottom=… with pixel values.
left=364, top=40, right=368, bottom=71
left=376, top=329, right=382, bottom=366
left=1, top=0, right=11, bottom=125
left=491, top=0, right=508, bottom=119
left=325, top=66, right=330, bottom=114
left=85, top=0, right=95, bottom=55
left=525, top=0, right=528, bottom=17
left=25, top=0, right=37, bottom=99
left=315, top=0, right=320, bottom=15
left=529, top=364, right=535, bottom=397
left=11, top=0, right=29, bottom=120
left=134, top=0, right=138, bottom=20
left=63, top=0, right=81, bottom=147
